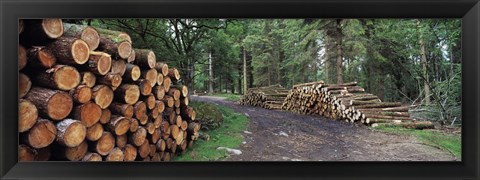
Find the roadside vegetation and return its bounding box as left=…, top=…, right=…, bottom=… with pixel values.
left=176, top=102, right=249, bottom=161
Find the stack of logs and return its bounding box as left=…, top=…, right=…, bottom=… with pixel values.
left=282, top=81, right=433, bottom=129
left=239, top=84, right=289, bottom=110
left=18, top=19, right=201, bottom=162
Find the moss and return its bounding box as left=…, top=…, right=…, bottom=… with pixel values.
left=190, top=101, right=224, bottom=130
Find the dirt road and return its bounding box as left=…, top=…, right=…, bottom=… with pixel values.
left=191, top=95, right=456, bottom=161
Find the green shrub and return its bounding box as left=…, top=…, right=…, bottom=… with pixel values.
left=190, top=101, right=224, bottom=130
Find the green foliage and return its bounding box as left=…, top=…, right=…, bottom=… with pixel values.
left=190, top=101, right=224, bottom=130
left=175, top=104, right=249, bottom=161
left=209, top=93, right=242, bottom=102
left=372, top=126, right=461, bottom=159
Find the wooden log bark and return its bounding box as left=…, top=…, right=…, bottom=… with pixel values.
left=23, top=19, right=64, bottom=40
left=167, top=88, right=181, bottom=101
left=110, top=59, right=127, bottom=76
left=96, top=28, right=132, bottom=43
left=154, top=62, right=169, bottom=76
left=167, top=68, right=181, bottom=81
left=109, top=102, right=134, bottom=118
left=59, top=140, right=88, bottom=161
left=123, top=63, right=141, bottom=82
left=90, top=132, right=115, bottom=156
left=69, top=85, right=91, bottom=104
left=134, top=49, right=156, bottom=69
left=56, top=119, right=86, bottom=147
left=134, top=101, right=147, bottom=120
left=63, top=23, right=100, bottom=50
left=80, top=72, right=96, bottom=88
left=155, top=100, right=165, bottom=113
left=72, top=102, right=102, bottom=127
left=97, top=73, right=122, bottom=88
left=86, top=122, right=104, bottom=141
left=19, top=99, right=38, bottom=133
left=82, top=152, right=102, bottom=161
left=98, top=36, right=132, bottom=59
left=26, top=46, right=57, bottom=69
left=47, top=36, right=90, bottom=65
left=115, top=84, right=140, bottom=105
left=162, top=95, right=174, bottom=108
left=156, top=139, right=166, bottom=152
left=105, top=147, right=124, bottom=161
left=107, top=115, right=131, bottom=136
left=78, top=52, right=111, bottom=75
left=123, top=144, right=137, bottom=161
left=33, top=65, right=81, bottom=91
left=356, top=106, right=411, bottom=112
left=353, top=102, right=403, bottom=109
left=24, top=87, right=73, bottom=121
left=24, top=118, right=57, bottom=149
left=141, top=69, right=158, bottom=87
left=19, top=73, right=32, bottom=99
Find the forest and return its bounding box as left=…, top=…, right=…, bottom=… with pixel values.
left=69, top=18, right=462, bottom=125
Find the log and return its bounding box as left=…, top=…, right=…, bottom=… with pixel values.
left=26, top=46, right=56, bottom=69
left=56, top=119, right=86, bottom=147
left=168, top=88, right=181, bottom=101
left=136, top=79, right=153, bottom=96
left=109, top=102, right=134, bottom=118
left=90, top=132, right=115, bottom=156
left=80, top=72, right=96, bottom=88
left=167, top=68, right=181, bottom=81
left=98, top=36, right=132, bottom=59
left=181, top=96, right=189, bottom=106
left=149, top=144, right=156, bottom=157
left=162, top=95, right=174, bottom=108
left=24, top=87, right=73, bottom=121
left=146, top=122, right=155, bottom=135
left=110, top=59, right=127, bottom=76
left=371, top=121, right=434, bottom=129
left=163, top=76, right=171, bottom=92
left=180, top=121, right=188, bottom=131
left=361, top=111, right=410, bottom=117
left=155, top=62, right=169, bottom=77
left=129, top=127, right=147, bottom=147
left=160, top=121, right=171, bottom=140
left=129, top=118, right=139, bottom=132
left=33, top=65, right=81, bottom=91
left=24, top=118, right=57, bottom=149
left=35, top=146, right=52, bottom=161
left=79, top=52, right=111, bottom=75
left=69, top=85, right=91, bottom=104
left=115, top=84, right=140, bottom=105
left=156, top=73, right=164, bottom=86
left=153, top=85, right=165, bottom=100
left=105, top=147, right=124, bottom=161
left=86, top=122, right=104, bottom=141
left=108, top=115, right=131, bottom=136
left=91, top=85, right=114, bottom=109
left=23, top=19, right=64, bottom=40
left=150, top=106, right=160, bottom=120
left=19, top=73, right=32, bottom=99
left=19, top=45, right=27, bottom=70
left=127, top=49, right=135, bottom=63
left=97, top=73, right=122, bottom=88
left=156, top=139, right=166, bottom=152
left=47, top=36, right=90, bottom=65
left=63, top=23, right=100, bottom=50
left=134, top=49, right=156, bottom=69
left=137, top=140, right=150, bottom=159
left=141, top=94, right=156, bottom=110
left=349, top=99, right=382, bottom=106
left=123, top=144, right=137, bottom=161
left=365, top=118, right=406, bottom=124
left=162, top=152, right=171, bottom=161
left=19, top=144, right=37, bottom=161
left=353, top=102, right=403, bottom=109
left=171, top=85, right=188, bottom=98
left=149, top=129, right=161, bottom=144
left=99, top=108, right=111, bottom=125
left=59, top=140, right=87, bottom=161
left=96, top=28, right=132, bottom=44
left=356, top=106, right=411, bottom=112
left=72, top=102, right=102, bottom=127
left=134, top=101, right=147, bottom=120
left=123, top=63, right=141, bottom=82
left=19, top=99, right=38, bottom=133
left=364, top=114, right=413, bottom=120
left=82, top=152, right=102, bottom=161
left=141, top=69, right=158, bottom=87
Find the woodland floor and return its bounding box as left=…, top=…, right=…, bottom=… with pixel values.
left=191, top=95, right=457, bottom=161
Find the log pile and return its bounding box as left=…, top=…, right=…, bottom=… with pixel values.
left=282, top=81, right=433, bottom=129
left=18, top=19, right=201, bottom=162
left=240, top=84, right=289, bottom=110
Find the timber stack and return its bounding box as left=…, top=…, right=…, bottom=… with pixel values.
left=282, top=81, right=433, bottom=129
left=240, top=84, right=289, bottom=110
left=18, top=19, right=201, bottom=162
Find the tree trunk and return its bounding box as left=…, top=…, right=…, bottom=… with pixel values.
left=24, top=87, right=73, bottom=121
left=97, top=73, right=122, bottom=88
left=79, top=52, right=111, bottom=75
left=418, top=21, right=431, bottom=105
left=153, top=85, right=165, bottom=100
left=335, top=19, right=344, bottom=84
left=123, top=144, right=137, bottom=161
left=209, top=51, right=214, bottom=93
left=98, top=36, right=132, bottom=59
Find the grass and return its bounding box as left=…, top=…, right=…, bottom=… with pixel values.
left=371, top=126, right=461, bottom=159
left=208, top=93, right=242, bottom=102
left=175, top=104, right=249, bottom=161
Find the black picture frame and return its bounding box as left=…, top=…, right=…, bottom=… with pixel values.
left=1, top=0, right=479, bottom=179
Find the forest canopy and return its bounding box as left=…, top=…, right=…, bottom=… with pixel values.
left=70, top=19, right=462, bottom=125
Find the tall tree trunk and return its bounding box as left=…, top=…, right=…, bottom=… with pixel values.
left=208, top=51, right=213, bottom=94
left=243, top=48, right=247, bottom=95
left=417, top=20, right=431, bottom=105
left=335, top=19, right=344, bottom=84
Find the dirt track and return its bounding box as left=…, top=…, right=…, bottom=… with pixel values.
left=191, top=95, right=457, bottom=161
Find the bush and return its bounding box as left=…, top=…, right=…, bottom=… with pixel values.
left=190, top=101, right=224, bottom=130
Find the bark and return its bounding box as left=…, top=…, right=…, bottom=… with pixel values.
left=110, top=59, right=127, bottom=76
left=129, top=126, right=147, bottom=146
left=109, top=102, right=134, bottom=118
left=69, top=85, right=92, bottom=104
left=114, top=84, right=140, bottom=105
left=155, top=62, right=169, bottom=76
left=26, top=46, right=56, bottom=69
left=19, top=73, right=32, bottom=98
left=98, top=36, right=132, bottom=59
left=79, top=52, right=111, bottom=75
left=56, top=119, right=86, bottom=147
left=136, top=79, right=153, bottom=96
left=19, top=99, right=38, bottom=133
left=97, top=73, right=122, bottom=88
left=153, top=85, right=165, bottom=100
left=33, top=65, right=81, bottom=91
left=47, top=36, right=90, bottom=65
left=123, top=63, right=141, bottom=82
left=162, top=95, right=174, bottom=108
left=63, top=23, right=100, bottom=50
left=107, top=115, right=131, bottom=136
left=134, top=49, right=156, bottom=69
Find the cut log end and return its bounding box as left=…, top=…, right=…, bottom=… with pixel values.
left=74, top=102, right=102, bottom=127
left=42, top=19, right=64, bottom=39
left=56, top=119, right=87, bottom=148
left=92, top=85, right=114, bottom=109
left=19, top=99, right=38, bottom=133
left=81, top=26, right=100, bottom=50
left=26, top=119, right=57, bottom=149
left=19, top=45, right=27, bottom=70
left=19, top=73, right=31, bottom=98
left=70, top=85, right=92, bottom=104
left=71, top=39, right=90, bottom=64
left=118, top=41, right=132, bottom=59
left=52, top=65, right=81, bottom=91
left=81, top=72, right=96, bottom=88
left=47, top=92, right=73, bottom=120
